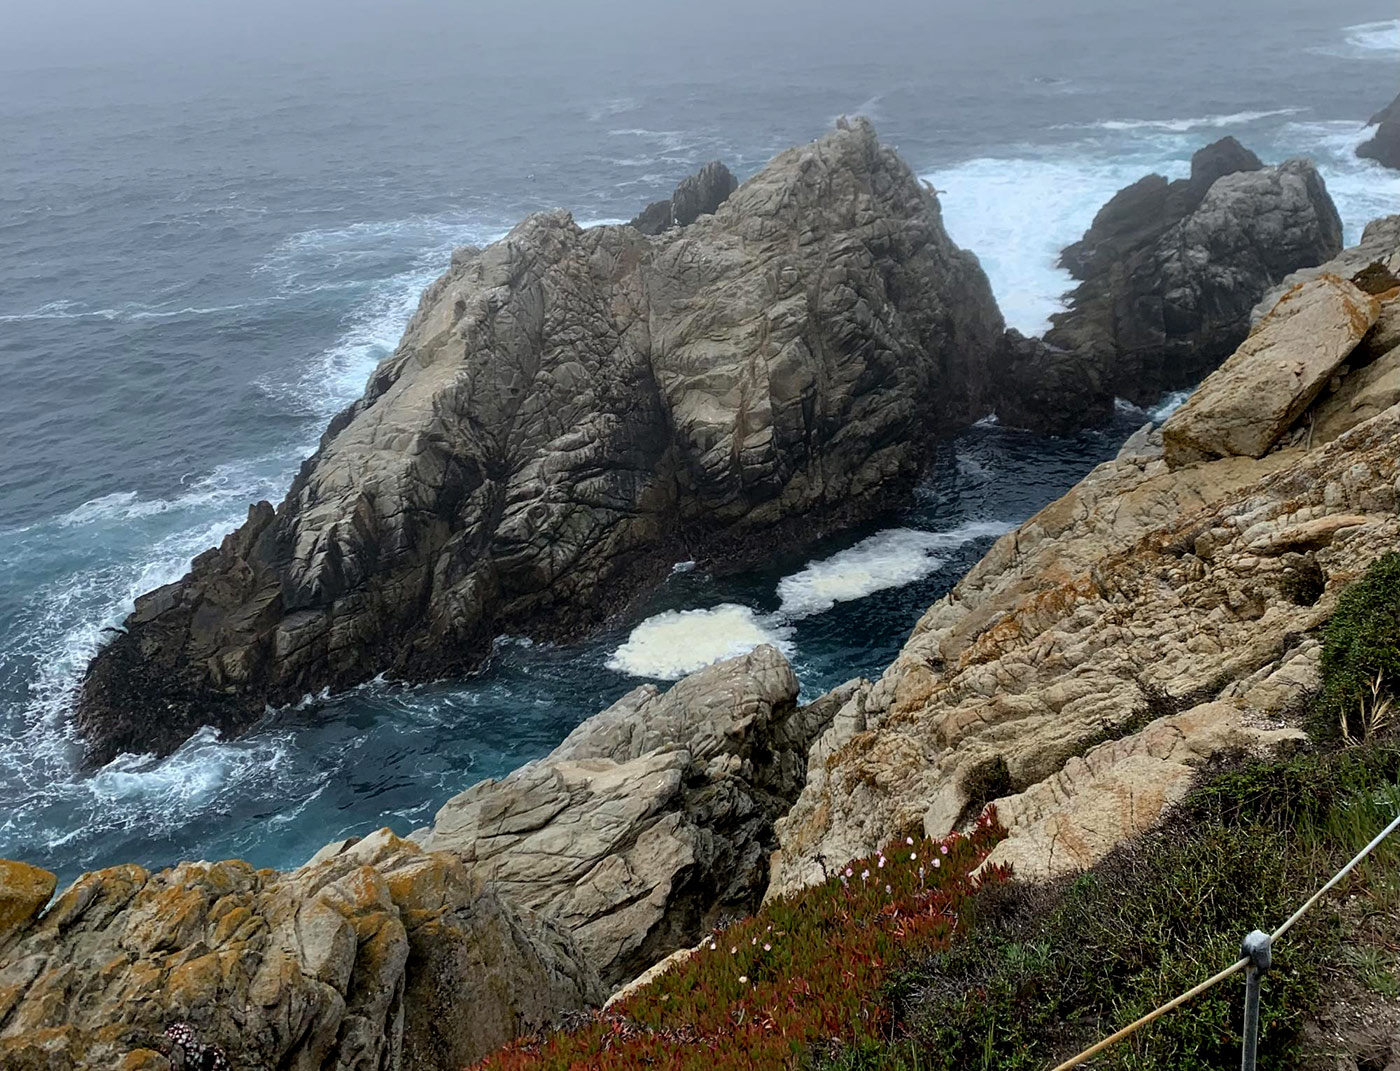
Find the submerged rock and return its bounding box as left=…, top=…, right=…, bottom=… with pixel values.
left=77, top=118, right=1004, bottom=764
left=0, top=831, right=601, bottom=1071
left=1358, top=91, right=1400, bottom=170
left=997, top=140, right=1343, bottom=433
left=415, top=645, right=852, bottom=986
left=771, top=223, right=1400, bottom=893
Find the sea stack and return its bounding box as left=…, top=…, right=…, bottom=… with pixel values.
left=76, top=119, right=1006, bottom=764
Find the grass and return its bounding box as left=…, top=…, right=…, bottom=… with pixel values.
left=1313, top=551, right=1400, bottom=741
left=843, top=744, right=1400, bottom=1071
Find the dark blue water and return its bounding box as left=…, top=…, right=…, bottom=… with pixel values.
left=1, top=2, right=1396, bottom=883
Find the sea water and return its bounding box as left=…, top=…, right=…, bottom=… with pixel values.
left=1, top=2, right=1396, bottom=883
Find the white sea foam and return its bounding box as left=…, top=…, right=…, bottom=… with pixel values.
left=1114, top=389, right=1192, bottom=424
left=1342, top=19, right=1400, bottom=55
left=923, top=154, right=1190, bottom=335
left=776, top=521, right=1014, bottom=619
left=1075, top=109, right=1303, bottom=133
left=607, top=604, right=794, bottom=680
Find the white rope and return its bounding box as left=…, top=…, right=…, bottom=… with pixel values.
left=1048, top=801, right=1400, bottom=1071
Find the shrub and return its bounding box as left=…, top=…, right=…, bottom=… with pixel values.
left=1315, top=551, right=1400, bottom=741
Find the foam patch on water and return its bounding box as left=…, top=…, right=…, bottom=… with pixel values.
left=1340, top=19, right=1400, bottom=56
left=607, top=604, right=794, bottom=680
left=776, top=521, right=1015, bottom=619
left=923, top=154, right=1190, bottom=335
left=1074, top=109, right=1303, bottom=133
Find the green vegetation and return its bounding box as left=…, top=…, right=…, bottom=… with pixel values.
left=882, top=746, right=1400, bottom=1070
left=1315, top=550, right=1400, bottom=741
left=475, top=558, right=1400, bottom=1071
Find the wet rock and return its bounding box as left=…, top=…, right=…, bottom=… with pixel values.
left=1359, top=91, right=1400, bottom=170
left=78, top=119, right=1004, bottom=764
left=1001, top=146, right=1342, bottom=431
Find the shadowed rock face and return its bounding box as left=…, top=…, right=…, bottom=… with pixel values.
left=1359, top=91, right=1400, bottom=170
left=415, top=645, right=850, bottom=986
left=629, top=160, right=739, bottom=234
left=77, top=119, right=1005, bottom=764
left=995, top=140, right=1343, bottom=434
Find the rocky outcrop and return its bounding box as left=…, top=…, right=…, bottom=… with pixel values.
left=414, top=645, right=851, bottom=987
left=1162, top=274, right=1381, bottom=466
left=629, top=161, right=739, bottom=235
left=1359, top=91, right=1400, bottom=170
left=77, top=119, right=1004, bottom=765
left=2, top=647, right=842, bottom=1066
left=997, top=141, right=1343, bottom=433
left=0, top=831, right=601, bottom=1071
left=770, top=225, right=1400, bottom=895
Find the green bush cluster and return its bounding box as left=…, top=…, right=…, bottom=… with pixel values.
left=1314, top=551, right=1400, bottom=741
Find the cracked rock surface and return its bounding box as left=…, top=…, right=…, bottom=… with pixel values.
left=770, top=220, right=1400, bottom=895
left=77, top=119, right=1004, bottom=765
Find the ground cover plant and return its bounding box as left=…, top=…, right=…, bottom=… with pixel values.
left=471, top=812, right=1008, bottom=1071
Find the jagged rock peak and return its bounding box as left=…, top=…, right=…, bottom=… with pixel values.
left=629, top=160, right=739, bottom=235
left=996, top=144, right=1342, bottom=434
left=77, top=118, right=1004, bottom=764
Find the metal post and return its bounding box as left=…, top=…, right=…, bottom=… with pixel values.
left=1240, top=930, right=1272, bottom=1071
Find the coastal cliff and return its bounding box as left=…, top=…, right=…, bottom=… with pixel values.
left=76, top=119, right=1005, bottom=765
left=9, top=124, right=1396, bottom=1069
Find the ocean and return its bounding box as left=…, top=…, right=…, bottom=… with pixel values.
left=1, top=0, right=1396, bottom=883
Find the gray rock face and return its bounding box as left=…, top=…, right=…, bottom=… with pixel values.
left=77, top=119, right=1004, bottom=764
left=630, top=161, right=740, bottom=235
left=1359, top=91, right=1400, bottom=170
left=0, top=831, right=602, bottom=1071
left=414, top=646, right=853, bottom=987
left=998, top=145, right=1342, bottom=433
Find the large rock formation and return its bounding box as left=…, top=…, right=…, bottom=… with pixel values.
left=77, top=118, right=1005, bottom=765
left=770, top=220, right=1400, bottom=892
left=996, top=140, right=1343, bottom=433
left=414, top=645, right=850, bottom=986
left=1, top=647, right=839, bottom=1066
left=1358, top=91, right=1400, bottom=170
left=0, top=831, right=601, bottom=1071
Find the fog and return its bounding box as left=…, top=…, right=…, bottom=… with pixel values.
left=6, top=0, right=1391, bottom=77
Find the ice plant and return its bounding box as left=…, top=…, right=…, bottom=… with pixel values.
left=473, top=810, right=1008, bottom=1071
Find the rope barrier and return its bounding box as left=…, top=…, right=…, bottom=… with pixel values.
left=1047, top=803, right=1400, bottom=1071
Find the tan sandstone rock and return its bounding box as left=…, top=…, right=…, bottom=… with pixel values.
left=769, top=224, right=1400, bottom=896
left=981, top=702, right=1305, bottom=880
left=0, top=862, right=55, bottom=954
left=1162, top=274, right=1380, bottom=467
left=0, top=831, right=600, bottom=1071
